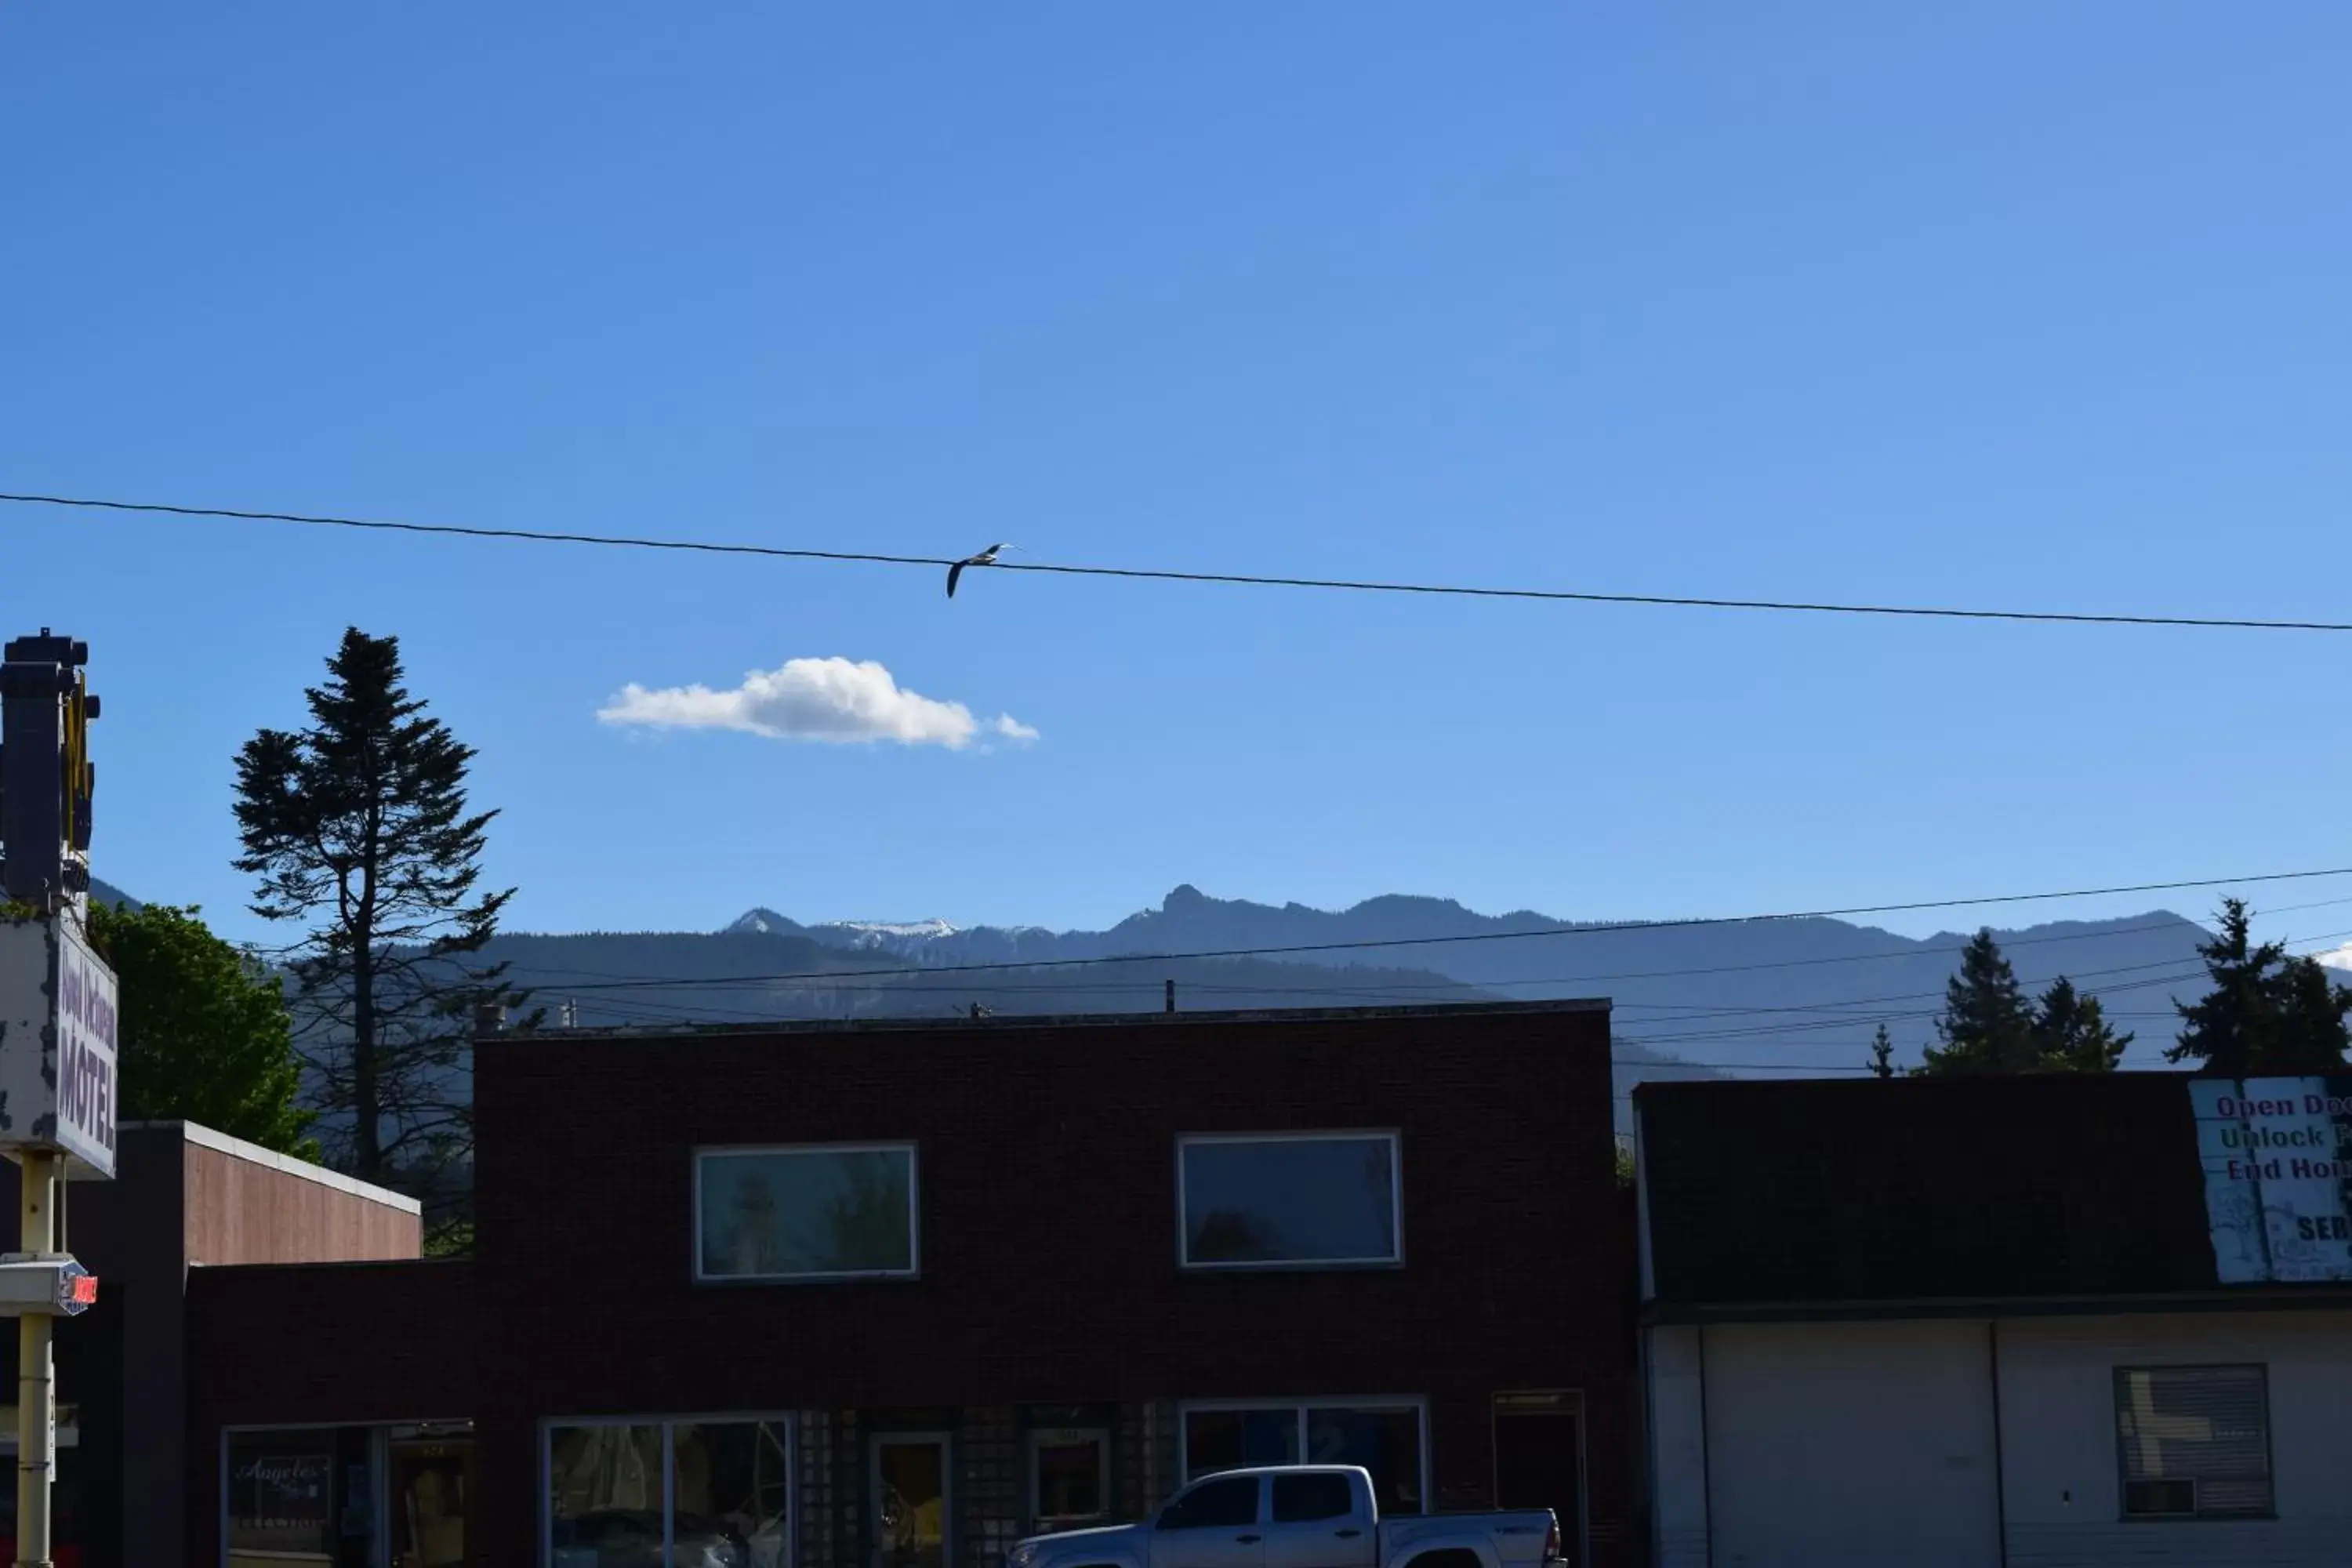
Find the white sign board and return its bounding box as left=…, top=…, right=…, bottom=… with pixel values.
left=2191, top=1076, right=2352, bottom=1283
left=0, top=916, right=118, bottom=1178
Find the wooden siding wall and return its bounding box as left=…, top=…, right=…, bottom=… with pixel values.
left=182, top=1140, right=419, bottom=1265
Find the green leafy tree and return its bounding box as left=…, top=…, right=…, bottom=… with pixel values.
left=2168, top=899, right=2348, bottom=1073
left=231, top=628, right=532, bottom=1204
left=1867, top=1022, right=1898, bottom=1079
left=88, top=902, right=315, bottom=1154
left=1917, top=929, right=2039, bottom=1073
left=2031, top=975, right=2132, bottom=1073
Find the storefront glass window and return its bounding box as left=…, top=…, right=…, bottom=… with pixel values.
left=1030, top=1429, right=1109, bottom=1528
left=1305, top=1407, right=1424, bottom=1515
left=1182, top=1403, right=1425, bottom=1517
left=548, top=1418, right=794, bottom=1568
left=1182, top=1408, right=1300, bottom=1476
left=550, top=1424, right=664, bottom=1568
left=674, top=1421, right=792, bottom=1568
left=227, top=1426, right=375, bottom=1568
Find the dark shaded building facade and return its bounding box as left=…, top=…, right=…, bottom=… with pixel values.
left=190, top=1000, right=1634, bottom=1568
left=0, top=1121, right=422, bottom=1568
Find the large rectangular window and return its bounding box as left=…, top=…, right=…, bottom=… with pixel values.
left=1181, top=1402, right=1425, bottom=1516
left=697, top=1145, right=918, bottom=1281
left=548, top=1418, right=792, bottom=1568
left=1029, top=1428, right=1110, bottom=1530
left=2114, top=1366, right=2273, bottom=1520
left=1178, top=1134, right=1401, bottom=1269
left=226, top=1422, right=472, bottom=1568
left=227, top=1431, right=339, bottom=1563
left=227, top=1425, right=377, bottom=1568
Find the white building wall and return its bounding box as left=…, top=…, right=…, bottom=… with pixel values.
left=1644, top=1324, right=1710, bottom=1568
left=1997, top=1309, right=2352, bottom=1567
left=1699, top=1319, right=2001, bottom=1568
left=1645, top=1308, right=2352, bottom=1568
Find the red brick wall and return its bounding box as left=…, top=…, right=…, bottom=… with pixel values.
left=184, top=1259, right=477, bottom=1564
left=473, top=1005, right=1632, bottom=1566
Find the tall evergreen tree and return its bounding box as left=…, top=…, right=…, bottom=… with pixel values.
left=232, top=629, right=530, bottom=1201
left=2252, top=954, right=2351, bottom=1073
left=89, top=901, right=316, bottom=1154
left=2169, top=898, right=2289, bottom=1074
left=1867, top=1022, right=1898, bottom=1079
left=1918, top=930, right=2132, bottom=1075
left=2031, top=975, right=2132, bottom=1073
left=1918, top=929, right=2038, bottom=1074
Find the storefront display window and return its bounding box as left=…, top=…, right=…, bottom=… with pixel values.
left=1182, top=1401, right=1425, bottom=1515
left=227, top=1426, right=374, bottom=1568
left=227, top=1421, right=474, bottom=1568
left=1029, top=1428, right=1109, bottom=1530
left=549, top=1417, right=792, bottom=1568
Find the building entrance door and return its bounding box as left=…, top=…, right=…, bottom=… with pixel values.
left=1493, top=1392, right=1583, bottom=1568
left=388, top=1425, right=472, bottom=1568
left=873, top=1432, right=951, bottom=1568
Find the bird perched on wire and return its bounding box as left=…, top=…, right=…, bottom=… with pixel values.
left=946, top=542, right=1015, bottom=598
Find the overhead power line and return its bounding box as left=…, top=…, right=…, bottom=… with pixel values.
left=498, top=907, right=2228, bottom=997
left=506, top=897, right=2352, bottom=1006
left=9, top=488, right=2352, bottom=633
left=527, top=863, right=2352, bottom=993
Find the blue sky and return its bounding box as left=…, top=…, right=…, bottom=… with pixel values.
left=3, top=4, right=2348, bottom=946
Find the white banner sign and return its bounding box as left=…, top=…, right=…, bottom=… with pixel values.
left=2191, top=1076, right=2352, bottom=1283
left=0, top=915, right=118, bottom=1178
left=52, top=920, right=118, bottom=1176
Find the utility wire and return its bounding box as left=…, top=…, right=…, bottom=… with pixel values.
left=1615, top=937, right=2343, bottom=1051
left=490, top=907, right=2240, bottom=997
left=9, top=489, right=2352, bottom=633
left=515, top=916, right=2350, bottom=1057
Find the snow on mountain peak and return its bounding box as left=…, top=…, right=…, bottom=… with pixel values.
left=834, top=919, right=960, bottom=940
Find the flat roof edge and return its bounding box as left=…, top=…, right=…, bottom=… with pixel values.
left=508, top=996, right=1611, bottom=1044
left=120, top=1120, right=424, bottom=1215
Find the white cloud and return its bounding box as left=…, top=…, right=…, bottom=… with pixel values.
left=598, top=657, right=1036, bottom=750
left=2318, top=942, right=2352, bottom=972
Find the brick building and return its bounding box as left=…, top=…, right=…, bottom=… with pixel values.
left=191, top=1000, right=1634, bottom=1568
left=0, top=1120, right=421, bottom=1568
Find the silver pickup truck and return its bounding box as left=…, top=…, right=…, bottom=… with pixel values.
left=1006, top=1465, right=1562, bottom=1568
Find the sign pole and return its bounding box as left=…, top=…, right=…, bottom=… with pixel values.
left=0, top=630, right=109, bottom=1568
left=14, top=1150, right=56, bottom=1568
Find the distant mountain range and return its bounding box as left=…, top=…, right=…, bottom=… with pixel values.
left=94, top=874, right=2238, bottom=1135
left=706, top=883, right=2219, bottom=1071
left=452, top=884, right=2232, bottom=1138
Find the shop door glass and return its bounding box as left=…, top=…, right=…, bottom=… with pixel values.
left=872, top=1434, right=949, bottom=1568
left=389, top=1432, right=472, bottom=1568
